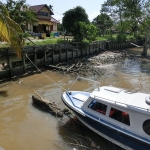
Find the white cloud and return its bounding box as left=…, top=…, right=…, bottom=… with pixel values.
left=88, top=11, right=99, bottom=22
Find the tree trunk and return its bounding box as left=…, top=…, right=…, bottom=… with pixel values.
left=142, top=27, right=150, bottom=57
left=142, top=43, right=148, bottom=57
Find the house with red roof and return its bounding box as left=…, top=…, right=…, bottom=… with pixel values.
left=27, top=4, right=59, bottom=36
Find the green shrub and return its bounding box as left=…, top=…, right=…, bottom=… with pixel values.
left=116, top=34, right=126, bottom=43
left=107, top=36, right=116, bottom=42
left=56, top=39, right=66, bottom=44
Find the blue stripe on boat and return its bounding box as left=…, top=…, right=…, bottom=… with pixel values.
left=83, top=111, right=99, bottom=120
left=83, top=111, right=150, bottom=144
left=101, top=119, right=150, bottom=143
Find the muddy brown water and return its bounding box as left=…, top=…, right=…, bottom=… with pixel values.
left=1, top=56, right=150, bottom=150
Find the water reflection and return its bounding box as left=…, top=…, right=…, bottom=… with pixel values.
left=120, top=58, right=150, bottom=76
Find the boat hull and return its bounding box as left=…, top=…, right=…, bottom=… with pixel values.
left=62, top=95, right=150, bottom=150
left=73, top=111, right=150, bottom=150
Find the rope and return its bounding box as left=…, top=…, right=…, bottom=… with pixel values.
left=25, top=53, right=67, bottom=91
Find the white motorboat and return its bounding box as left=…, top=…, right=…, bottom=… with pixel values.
left=61, top=76, right=150, bottom=150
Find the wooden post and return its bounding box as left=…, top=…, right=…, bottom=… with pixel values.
left=44, top=50, right=47, bottom=63
left=72, top=48, right=74, bottom=59
left=76, top=43, right=78, bottom=58
left=86, top=46, right=88, bottom=56
left=66, top=48, right=68, bottom=61
left=88, top=45, right=90, bottom=56
left=81, top=44, right=83, bottom=57
left=22, top=51, right=26, bottom=73
left=97, top=42, right=99, bottom=53
left=92, top=43, right=94, bottom=54
left=59, top=49, right=61, bottom=62
left=7, top=48, right=12, bottom=78
left=106, top=41, right=109, bottom=50
left=34, top=47, right=37, bottom=65
left=52, top=50, right=54, bottom=64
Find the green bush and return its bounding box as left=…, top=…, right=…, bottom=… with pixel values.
left=107, top=36, right=116, bottom=42
left=116, top=34, right=126, bottom=43
left=135, top=34, right=145, bottom=41
left=56, top=39, right=66, bottom=44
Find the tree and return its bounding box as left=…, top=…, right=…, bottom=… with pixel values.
left=0, top=2, right=23, bottom=56
left=101, top=0, right=125, bottom=33
left=57, top=23, right=63, bottom=31
left=92, top=13, right=113, bottom=36
left=123, top=0, right=150, bottom=56
left=79, top=22, right=97, bottom=43
left=62, top=6, right=89, bottom=42
left=5, top=0, right=37, bottom=32
left=123, top=0, right=143, bottom=37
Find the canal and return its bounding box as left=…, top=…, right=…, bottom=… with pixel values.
left=0, top=54, right=150, bottom=150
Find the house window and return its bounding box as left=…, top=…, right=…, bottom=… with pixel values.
left=88, top=100, right=107, bottom=115
left=109, top=108, right=130, bottom=126
left=143, top=120, right=150, bottom=135
left=38, top=11, right=48, bottom=16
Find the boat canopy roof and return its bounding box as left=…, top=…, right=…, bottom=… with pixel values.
left=90, top=86, right=150, bottom=113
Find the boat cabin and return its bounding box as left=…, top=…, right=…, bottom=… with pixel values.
left=81, top=86, right=150, bottom=143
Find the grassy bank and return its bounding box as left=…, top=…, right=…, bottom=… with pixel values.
left=0, top=36, right=73, bottom=48
left=0, top=34, right=139, bottom=48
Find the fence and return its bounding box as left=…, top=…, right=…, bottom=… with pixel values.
left=0, top=40, right=142, bottom=79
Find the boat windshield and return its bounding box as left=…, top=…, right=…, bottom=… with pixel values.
left=88, top=100, right=107, bottom=115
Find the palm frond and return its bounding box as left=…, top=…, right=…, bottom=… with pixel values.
left=0, top=3, right=23, bottom=57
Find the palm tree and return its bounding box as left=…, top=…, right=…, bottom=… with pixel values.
left=0, top=2, right=23, bottom=57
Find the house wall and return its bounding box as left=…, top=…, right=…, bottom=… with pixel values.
left=27, top=23, right=33, bottom=32
left=27, top=6, right=58, bottom=33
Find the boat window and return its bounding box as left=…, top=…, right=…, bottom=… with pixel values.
left=143, top=120, right=150, bottom=135
left=88, top=100, right=107, bottom=115
left=109, top=108, right=130, bottom=126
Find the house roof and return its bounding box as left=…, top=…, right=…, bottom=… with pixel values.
left=51, top=17, right=60, bottom=24
left=30, top=4, right=54, bottom=15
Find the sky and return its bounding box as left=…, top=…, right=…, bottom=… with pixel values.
left=1, top=0, right=105, bottom=22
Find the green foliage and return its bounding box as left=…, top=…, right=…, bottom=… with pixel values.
left=116, top=34, right=126, bottom=43
left=92, top=13, right=113, bottom=36
left=0, top=2, right=23, bottom=56
left=57, top=23, right=63, bottom=31
left=107, top=36, right=116, bottom=42
left=62, top=6, right=89, bottom=42
left=79, top=22, right=97, bottom=43
left=18, top=32, right=30, bottom=39
left=5, top=0, right=37, bottom=32
left=101, top=0, right=150, bottom=39
left=56, top=39, right=66, bottom=44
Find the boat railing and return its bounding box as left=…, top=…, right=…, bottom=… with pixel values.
left=67, top=75, right=100, bottom=91
left=95, top=95, right=150, bottom=112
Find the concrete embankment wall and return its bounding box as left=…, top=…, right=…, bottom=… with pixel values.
left=0, top=40, right=140, bottom=79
